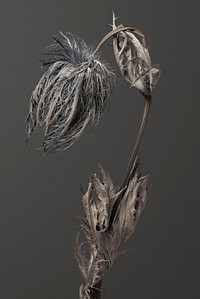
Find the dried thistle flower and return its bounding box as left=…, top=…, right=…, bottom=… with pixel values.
left=76, top=158, right=148, bottom=298
left=112, top=14, right=160, bottom=98
left=25, top=32, right=114, bottom=154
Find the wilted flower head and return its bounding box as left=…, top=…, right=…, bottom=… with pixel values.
left=112, top=14, right=160, bottom=98
left=25, top=32, right=114, bottom=154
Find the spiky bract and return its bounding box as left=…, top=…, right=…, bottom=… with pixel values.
left=76, top=159, right=148, bottom=298
left=112, top=15, right=160, bottom=98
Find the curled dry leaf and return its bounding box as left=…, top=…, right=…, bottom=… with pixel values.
left=25, top=32, right=114, bottom=154
left=75, top=158, right=148, bottom=298
left=112, top=14, right=160, bottom=98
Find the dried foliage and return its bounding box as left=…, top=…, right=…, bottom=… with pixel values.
left=112, top=14, right=160, bottom=98
left=25, top=32, right=114, bottom=154
left=76, top=158, right=148, bottom=298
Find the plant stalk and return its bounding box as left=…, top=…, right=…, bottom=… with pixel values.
left=89, top=281, right=102, bottom=299
left=109, top=96, right=151, bottom=229
left=94, top=26, right=146, bottom=54
left=121, top=96, right=151, bottom=189
left=86, top=29, right=151, bottom=299
left=82, top=28, right=151, bottom=299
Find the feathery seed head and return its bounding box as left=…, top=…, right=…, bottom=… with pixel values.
left=25, top=32, right=114, bottom=154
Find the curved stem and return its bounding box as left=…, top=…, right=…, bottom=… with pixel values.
left=81, top=26, right=151, bottom=297
left=109, top=96, right=151, bottom=229
left=120, top=96, right=151, bottom=189
left=94, top=26, right=146, bottom=54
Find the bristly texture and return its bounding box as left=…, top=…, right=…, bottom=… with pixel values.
left=112, top=14, right=160, bottom=98
left=76, top=158, right=148, bottom=298
left=25, top=32, right=114, bottom=154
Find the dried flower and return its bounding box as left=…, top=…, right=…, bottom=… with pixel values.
left=76, top=158, right=148, bottom=298
left=112, top=14, right=160, bottom=98
left=25, top=32, right=114, bottom=154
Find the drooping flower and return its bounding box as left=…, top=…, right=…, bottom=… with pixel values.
left=25, top=32, right=114, bottom=154
left=112, top=14, right=160, bottom=98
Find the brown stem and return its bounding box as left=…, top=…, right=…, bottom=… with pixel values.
left=94, top=25, right=150, bottom=190
left=83, top=98, right=151, bottom=297
left=109, top=96, right=151, bottom=229
left=121, top=96, right=151, bottom=189
left=88, top=281, right=102, bottom=299
left=94, top=26, right=146, bottom=53
left=81, top=27, right=150, bottom=299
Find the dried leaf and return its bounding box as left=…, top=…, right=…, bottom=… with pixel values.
left=118, top=173, right=148, bottom=242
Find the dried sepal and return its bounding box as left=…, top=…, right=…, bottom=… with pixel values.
left=25, top=32, right=115, bottom=154
left=89, top=164, right=122, bottom=232
left=76, top=158, right=148, bottom=297
left=117, top=170, right=148, bottom=242
left=112, top=14, right=160, bottom=97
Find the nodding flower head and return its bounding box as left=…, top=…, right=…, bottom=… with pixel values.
left=25, top=32, right=114, bottom=154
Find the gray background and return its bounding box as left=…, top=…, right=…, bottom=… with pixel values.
left=0, top=0, right=199, bottom=298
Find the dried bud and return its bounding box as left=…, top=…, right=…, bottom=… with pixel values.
left=76, top=158, right=148, bottom=297
left=112, top=14, right=160, bottom=98
left=25, top=32, right=114, bottom=154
